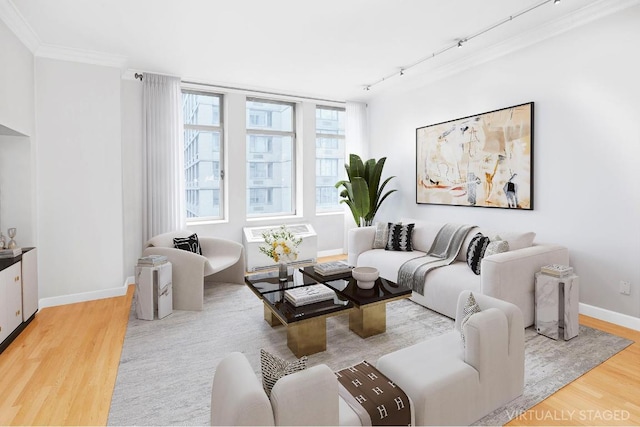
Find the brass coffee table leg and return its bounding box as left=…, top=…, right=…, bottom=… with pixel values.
left=264, top=302, right=282, bottom=327
left=287, top=317, right=327, bottom=358
left=350, top=303, right=386, bottom=338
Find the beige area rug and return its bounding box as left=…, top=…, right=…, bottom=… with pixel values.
left=108, top=282, right=632, bottom=426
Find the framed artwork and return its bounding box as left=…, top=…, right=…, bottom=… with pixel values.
left=416, top=102, right=533, bottom=210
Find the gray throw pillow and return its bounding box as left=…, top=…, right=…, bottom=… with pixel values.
left=260, top=349, right=307, bottom=397
left=485, top=236, right=510, bottom=257
left=372, top=222, right=389, bottom=249
left=460, top=292, right=481, bottom=346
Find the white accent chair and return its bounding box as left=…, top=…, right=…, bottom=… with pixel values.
left=142, top=230, right=245, bottom=311
left=376, top=290, right=525, bottom=426
left=211, top=352, right=341, bottom=426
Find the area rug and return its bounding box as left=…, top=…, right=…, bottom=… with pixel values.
left=108, top=282, right=632, bottom=426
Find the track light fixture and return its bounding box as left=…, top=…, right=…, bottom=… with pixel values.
left=363, top=0, right=560, bottom=92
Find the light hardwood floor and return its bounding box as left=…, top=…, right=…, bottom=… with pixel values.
left=0, top=283, right=638, bottom=426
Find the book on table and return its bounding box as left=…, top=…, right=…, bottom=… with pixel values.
left=540, top=264, right=573, bottom=277
left=313, top=260, right=353, bottom=276
left=0, top=248, right=22, bottom=258
left=137, top=254, right=168, bottom=266
left=284, top=284, right=336, bottom=307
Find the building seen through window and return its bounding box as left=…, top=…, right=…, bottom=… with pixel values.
left=315, top=106, right=346, bottom=212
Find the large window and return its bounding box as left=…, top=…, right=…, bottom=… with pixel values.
left=246, top=98, right=295, bottom=217
left=182, top=90, right=224, bottom=220
left=315, top=106, right=345, bottom=212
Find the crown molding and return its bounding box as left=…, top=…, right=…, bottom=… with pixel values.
left=374, top=0, right=640, bottom=96
left=35, top=44, right=128, bottom=69
left=0, top=0, right=40, bottom=52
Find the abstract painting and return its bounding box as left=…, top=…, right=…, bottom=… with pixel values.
left=416, top=102, right=533, bottom=209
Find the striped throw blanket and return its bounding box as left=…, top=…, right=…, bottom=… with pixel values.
left=398, top=223, right=475, bottom=295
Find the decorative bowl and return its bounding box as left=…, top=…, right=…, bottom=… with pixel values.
left=352, top=267, right=379, bottom=289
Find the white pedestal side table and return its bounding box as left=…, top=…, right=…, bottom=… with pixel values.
left=135, top=262, right=173, bottom=320
left=535, top=272, right=579, bottom=340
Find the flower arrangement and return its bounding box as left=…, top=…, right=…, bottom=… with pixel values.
left=259, top=225, right=303, bottom=264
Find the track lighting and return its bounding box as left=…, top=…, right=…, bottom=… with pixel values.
left=457, top=40, right=464, bottom=48
left=554, top=0, right=560, bottom=4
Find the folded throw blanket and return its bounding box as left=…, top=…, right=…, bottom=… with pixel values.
left=398, top=223, right=475, bottom=295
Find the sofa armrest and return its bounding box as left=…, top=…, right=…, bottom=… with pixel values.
left=200, top=237, right=244, bottom=259
left=481, top=244, right=569, bottom=298
left=142, top=246, right=207, bottom=272
left=463, top=308, right=509, bottom=381
left=270, top=364, right=339, bottom=426
left=211, top=352, right=275, bottom=426
left=347, top=226, right=376, bottom=266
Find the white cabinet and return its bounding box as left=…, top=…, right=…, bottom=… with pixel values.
left=21, top=248, right=38, bottom=320
left=1, top=262, right=23, bottom=343
left=0, top=248, right=38, bottom=352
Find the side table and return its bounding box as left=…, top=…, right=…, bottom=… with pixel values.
left=535, top=272, right=579, bottom=340
left=135, top=262, right=173, bottom=320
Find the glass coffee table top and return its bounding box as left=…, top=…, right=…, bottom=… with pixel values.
left=300, top=266, right=412, bottom=306
left=244, top=269, right=352, bottom=324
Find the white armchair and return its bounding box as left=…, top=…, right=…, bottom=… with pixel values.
left=376, top=290, right=524, bottom=426
left=142, top=230, right=245, bottom=311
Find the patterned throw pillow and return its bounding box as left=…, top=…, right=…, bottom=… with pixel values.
left=260, top=349, right=307, bottom=397
left=385, top=223, right=414, bottom=252
left=460, top=292, right=481, bottom=345
left=485, top=235, right=510, bottom=257
left=173, top=233, right=202, bottom=255
left=372, top=222, right=389, bottom=249
left=466, top=233, right=490, bottom=275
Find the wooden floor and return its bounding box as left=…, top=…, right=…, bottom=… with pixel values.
left=0, top=284, right=638, bottom=426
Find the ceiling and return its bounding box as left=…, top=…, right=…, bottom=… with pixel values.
left=5, top=0, right=630, bottom=101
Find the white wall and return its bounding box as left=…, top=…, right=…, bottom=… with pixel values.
left=368, top=6, right=640, bottom=318
left=35, top=58, right=124, bottom=298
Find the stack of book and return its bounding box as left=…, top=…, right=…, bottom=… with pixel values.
left=540, top=264, right=574, bottom=277
left=313, top=261, right=353, bottom=276
left=137, top=255, right=168, bottom=267
left=0, top=248, right=22, bottom=259
left=284, top=284, right=335, bottom=307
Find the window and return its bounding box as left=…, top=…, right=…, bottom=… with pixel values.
left=246, top=98, right=295, bottom=217
left=182, top=90, right=224, bottom=220
left=315, top=106, right=345, bottom=212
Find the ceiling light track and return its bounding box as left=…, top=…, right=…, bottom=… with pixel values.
left=363, top=0, right=559, bottom=91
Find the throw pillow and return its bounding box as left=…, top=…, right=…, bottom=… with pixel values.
left=484, top=235, right=510, bottom=257
left=173, top=233, right=202, bottom=255
left=385, top=222, right=415, bottom=252
left=466, top=233, right=490, bottom=275
left=460, top=292, right=481, bottom=345
left=260, top=349, right=307, bottom=397
left=372, top=222, right=389, bottom=249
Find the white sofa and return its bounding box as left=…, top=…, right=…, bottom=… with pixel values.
left=348, top=219, right=569, bottom=327
left=211, top=352, right=369, bottom=426
left=377, top=291, right=525, bottom=426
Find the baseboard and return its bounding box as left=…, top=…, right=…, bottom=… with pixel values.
left=579, top=303, right=640, bottom=331
left=318, top=249, right=346, bottom=258
left=38, top=276, right=133, bottom=309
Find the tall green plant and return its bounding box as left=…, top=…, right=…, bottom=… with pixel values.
left=335, top=154, right=397, bottom=227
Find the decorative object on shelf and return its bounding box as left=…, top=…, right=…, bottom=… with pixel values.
left=259, top=225, right=302, bottom=282
left=416, top=102, right=533, bottom=210
left=7, top=227, right=16, bottom=249
left=335, top=154, right=397, bottom=227
left=352, top=266, right=379, bottom=289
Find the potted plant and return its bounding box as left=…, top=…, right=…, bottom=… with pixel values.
left=335, top=154, right=397, bottom=227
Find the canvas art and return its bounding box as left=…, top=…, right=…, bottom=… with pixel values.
left=416, top=102, right=533, bottom=209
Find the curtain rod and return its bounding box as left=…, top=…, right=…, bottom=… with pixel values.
left=182, top=80, right=346, bottom=105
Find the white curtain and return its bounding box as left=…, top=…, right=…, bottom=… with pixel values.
left=345, top=101, right=368, bottom=159
left=142, top=73, right=185, bottom=242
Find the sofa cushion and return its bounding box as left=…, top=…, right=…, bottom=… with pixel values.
left=466, top=233, right=490, bottom=275
left=386, top=223, right=415, bottom=251
left=260, top=349, right=307, bottom=397
left=173, top=233, right=202, bottom=255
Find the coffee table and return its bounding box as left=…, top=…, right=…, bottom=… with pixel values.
left=244, top=270, right=352, bottom=357
left=300, top=266, right=412, bottom=338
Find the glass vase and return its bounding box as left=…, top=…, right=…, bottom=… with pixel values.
left=278, top=263, right=288, bottom=282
